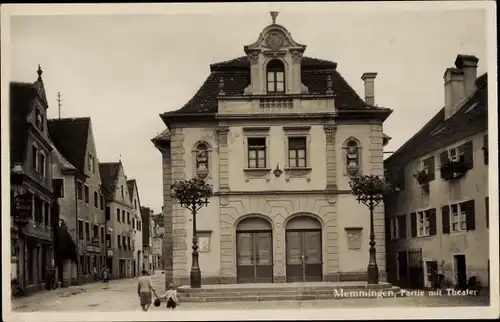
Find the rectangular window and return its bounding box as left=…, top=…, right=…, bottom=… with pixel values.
left=117, top=235, right=121, bottom=248
left=127, top=212, right=130, bottom=224
left=100, top=194, right=104, bottom=210
left=106, top=233, right=111, bottom=248
left=100, top=226, right=104, bottom=241
left=39, top=152, right=46, bottom=178
left=417, top=211, right=431, bottom=237
left=88, top=153, right=94, bottom=173
left=133, top=218, right=136, bottom=229
left=451, top=203, right=467, bottom=232
left=127, top=237, right=131, bottom=250
left=122, top=210, right=126, bottom=223
left=288, top=137, right=307, bottom=168
left=79, top=255, right=84, bottom=274
left=84, top=185, right=89, bottom=203
left=267, top=71, right=285, bottom=93
left=390, top=217, right=399, bottom=240
left=247, top=137, right=267, bottom=168
left=78, top=220, right=84, bottom=239
left=77, top=181, right=83, bottom=200
left=93, top=225, right=99, bottom=239
left=116, top=208, right=120, bottom=222
left=85, top=222, right=90, bottom=241
left=94, top=191, right=98, bottom=208
left=44, top=202, right=50, bottom=227
left=35, top=109, right=44, bottom=130
left=138, top=221, right=141, bottom=231
left=87, top=255, right=91, bottom=274
left=32, top=145, right=38, bottom=171
left=105, top=206, right=110, bottom=221
left=53, top=179, right=64, bottom=198
left=121, top=185, right=124, bottom=199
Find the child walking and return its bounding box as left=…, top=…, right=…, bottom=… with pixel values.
left=161, top=283, right=179, bottom=310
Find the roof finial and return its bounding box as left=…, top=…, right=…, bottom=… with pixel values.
left=218, top=77, right=225, bottom=96
left=326, top=75, right=333, bottom=95
left=270, top=11, right=279, bottom=24
left=37, top=64, right=43, bottom=80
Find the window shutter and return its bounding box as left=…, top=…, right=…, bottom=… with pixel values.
left=424, top=156, right=436, bottom=181
left=385, top=217, right=391, bottom=240
left=485, top=197, right=489, bottom=229
left=483, top=135, right=488, bottom=165
left=398, top=215, right=407, bottom=239
left=441, top=206, right=450, bottom=234
left=461, top=141, right=474, bottom=169
left=439, top=151, right=449, bottom=165
left=465, top=199, right=476, bottom=231
left=410, top=212, right=417, bottom=238
left=428, top=208, right=437, bottom=236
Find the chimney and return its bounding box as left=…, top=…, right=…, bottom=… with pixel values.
left=455, top=54, right=479, bottom=96
left=361, top=72, right=378, bottom=106
left=443, top=54, right=479, bottom=120
left=443, top=67, right=465, bottom=119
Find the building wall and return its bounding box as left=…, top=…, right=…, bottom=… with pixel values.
left=51, top=123, right=107, bottom=284
left=130, top=186, right=143, bottom=276
left=386, top=131, right=489, bottom=286
left=165, top=117, right=386, bottom=285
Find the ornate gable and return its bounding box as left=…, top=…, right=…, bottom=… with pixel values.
left=243, top=12, right=309, bottom=95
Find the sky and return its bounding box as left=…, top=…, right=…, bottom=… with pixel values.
left=8, top=4, right=488, bottom=214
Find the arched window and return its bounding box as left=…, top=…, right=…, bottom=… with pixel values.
left=266, top=59, right=285, bottom=93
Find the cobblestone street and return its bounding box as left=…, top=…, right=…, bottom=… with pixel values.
left=11, top=272, right=490, bottom=312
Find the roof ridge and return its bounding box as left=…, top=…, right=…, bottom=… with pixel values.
left=48, top=117, right=91, bottom=122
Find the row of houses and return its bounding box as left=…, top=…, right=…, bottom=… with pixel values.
left=9, top=67, right=161, bottom=293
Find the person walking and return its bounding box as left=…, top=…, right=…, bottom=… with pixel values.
left=137, top=269, right=157, bottom=312
left=102, top=266, right=109, bottom=283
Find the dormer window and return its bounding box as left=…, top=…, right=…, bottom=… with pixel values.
left=266, top=59, right=285, bottom=93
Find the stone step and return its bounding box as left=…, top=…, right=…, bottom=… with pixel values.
left=178, top=288, right=403, bottom=303
left=179, top=286, right=400, bottom=298
left=178, top=283, right=394, bottom=294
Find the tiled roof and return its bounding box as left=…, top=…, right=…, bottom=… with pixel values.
left=162, top=56, right=368, bottom=116
left=47, top=117, right=90, bottom=174
left=99, top=162, right=121, bottom=199
left=10, top=82, right=37, bottom=164
left=51, top=142, right=77, bottom=171
left=126, top=179, right=135, bottom=200
left=151, top=129, right=171, bottom=144
left=385, top=73, right=488, bottom=168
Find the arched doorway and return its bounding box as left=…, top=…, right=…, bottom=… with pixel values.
left=236, top=216, right=273, bottom=284
left=285, top=215, right=322, bottom=282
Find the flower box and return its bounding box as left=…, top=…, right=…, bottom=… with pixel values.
left=440, top=160, right=469, bottom=181
left=413, top=169, right=429, bottom=186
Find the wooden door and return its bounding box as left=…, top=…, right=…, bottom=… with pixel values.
left=236, top=231, right=273, bottom=283
left=286, top=230, right=322, bottom=282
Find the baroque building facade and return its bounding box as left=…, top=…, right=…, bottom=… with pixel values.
left=384, top=55, right=490, bottom=290
left=153, top=13, right=392, bottom=285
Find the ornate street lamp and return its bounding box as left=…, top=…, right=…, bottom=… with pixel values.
left=349, top=174, right=392, bottom=285
left=11, top=165, right=33, bottom=292
left=170, top=178, right=213, bottom=288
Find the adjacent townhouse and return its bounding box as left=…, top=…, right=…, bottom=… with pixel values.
left=99, top=161, right=135, bottom=278
left=384, top=54, right=489, bottom=290
left=152, top=213, right=165, bottom=270
left=48, top=117, right=108, bottom=284
left=141, top=206, right=154, bottom=273
left=127, top=179, right=144, bottom=276
left=10, top=67, right=55, bottom=293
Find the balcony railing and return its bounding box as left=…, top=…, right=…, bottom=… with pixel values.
left=259, top=97, right=293, bottom=109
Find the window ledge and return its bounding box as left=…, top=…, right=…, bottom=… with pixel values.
left=416, top=235, right=435, bottom=240
left=449, top=231, right=469, bottom=235
left=243, top=168, right=272, bottom=182
left=284, top=167, right=312, bottom=182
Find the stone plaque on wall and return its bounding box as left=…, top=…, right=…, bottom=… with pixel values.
left=345, top=227, right=362, bottom=250
left=197, top=231, right=212, bottom=253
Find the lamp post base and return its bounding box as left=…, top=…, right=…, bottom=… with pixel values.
left=190, top=269, right=201, bottom=288
left=367, top=264, right=379, bottom=285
